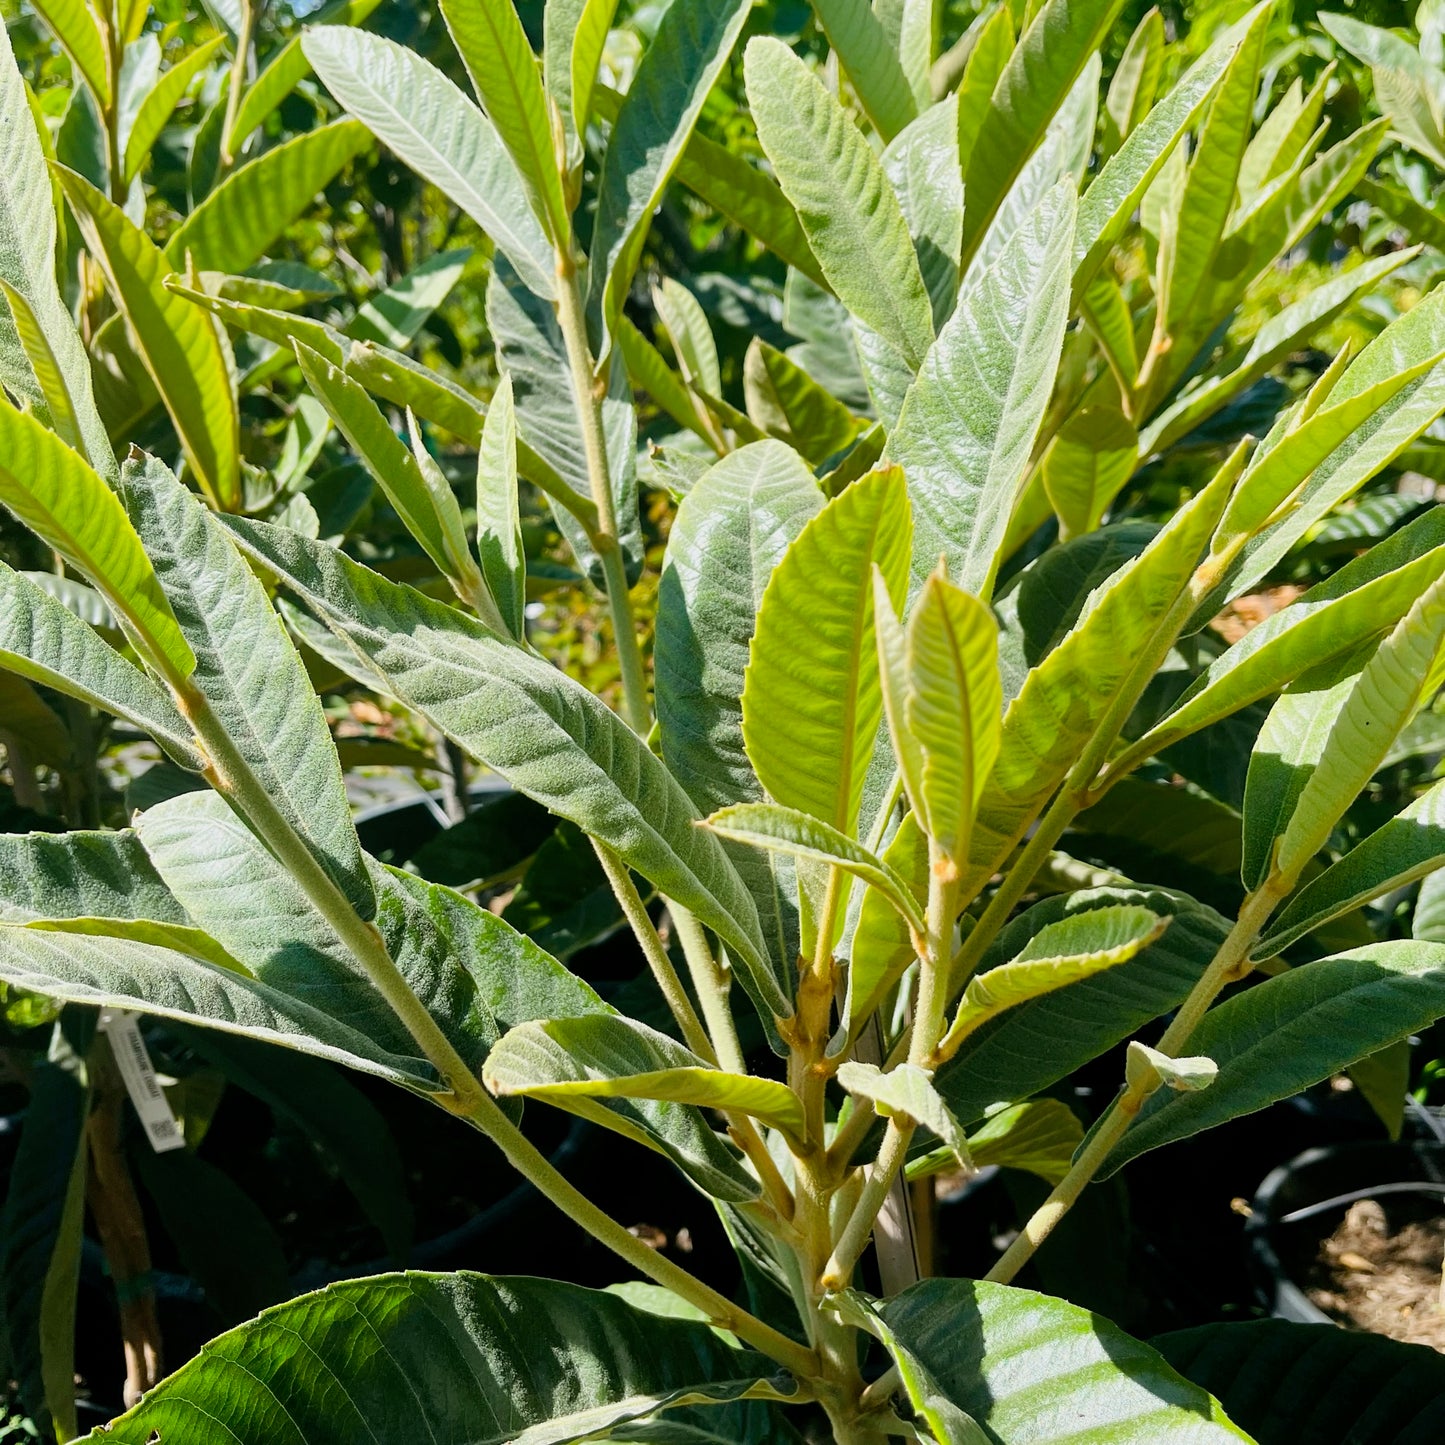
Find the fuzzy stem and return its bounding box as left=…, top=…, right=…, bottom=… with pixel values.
left=593, top=843, right=714, bottom=1061
left=220, top=0, right=258, bottom=169
left=671, top=903, right=747, bottom=1074
left=554, top=257, right=651, bottom=734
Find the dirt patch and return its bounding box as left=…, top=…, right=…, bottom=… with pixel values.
left=1306, top=1198, right=1445, bottom=1351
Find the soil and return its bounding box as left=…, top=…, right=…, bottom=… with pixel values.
left=1306, top=1197, right=1445, bottom=1350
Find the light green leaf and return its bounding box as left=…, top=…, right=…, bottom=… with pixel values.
left=1260, top=779, right=1445, bottom=958
left=476, top=373, right=526, bottom=642
left=225, top=516, right=786, bottom=1016
left=544, top=0, right=618, bottom=169
left=954, top=3, right=1014, bottom=162
left=30, top=0, right=109, bottom=105
left=167, top=117, right=370, bottom=275
left=705, top=802, right=926, bottom=936
left=1125, top=1041, right=1218, bottom=1094
left=57, top=167, right=241, bottom=512
left=0, top=404, right=195, bottom=680
left=955, top=1099, right=1083, bottom=1185
left=971, top=453, right=1238, bottom=889
left=488, top=258, right=639, bottom=587
left=227, top=0, right=386, bottom=150
left=654, top=441, right=822, bottom=979
left=878, top=1278, right=1251, bottom=1441
left=653, top=277, right=720, bottom=399
left=806, top=0, right=918, bottom=141
left=667, top=124, right=826, bottom=289
left=843, top=811, right=929, bottom=1042
left=745, top=37, right=935, bottom=371
left=0, top=277, right=90, bottom=464
left=79, top=1273, right=787, bottom=1445
left=1042, top=403, right=1139, bottom=542
left=167, top=282, right=500, bottom=453
left=485, top=1013, right=802, bottom=1154
left=585, top=0, right=752, bottom=351
left=948, top=904, right=1167, bottom=1044
left=1155, top=1318, right=1445, bottom=1445
left=960, top=0, right=1127, bottom=267
left=1105, top=940, right=1445, bottom=1174
left=1102, top=8, right=1164, bottom=156
left=742, top=339, right=863, bottom=467
left=1140, top=521, right=1445, bottom=765
left=882, top=94, right=963, bottom=327
left=741, top=466, right=912, bottom=836
left=1141, top=250, right=1413, bottom=460
left=898, top=575, right=1002, bottom=868
left=124, top=35, right=225, bottom=184
left=618, top=314, right=715, bottom=445
left=0, top=563, right=200, bottom=766
left=302, top=26, right=556, bottom=300
left=1322, top=13, right=1445, bottom=169
left=435, top=0, right=568, bottom=242
left=1080, top=274, right=1139, bottom=389
left=292, top=342, right=491, bottom=618
left=123, top=452, right=373, bottom=919
left=1252, top=575, right=1445, bottom=889
left=887, top=179, right=1075, bottom=600
left=935, top=887, right=1232, bottom=1126
left=1237, top=70, right=1327, bottom=203
left=0, top=23, right=113, bottom=477
left=837, top=1062, right=968, bottom=1162
left=346, top=247, right=470, bottom=352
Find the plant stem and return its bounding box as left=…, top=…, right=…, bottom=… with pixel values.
left=985, top=881, right=1285, bottom=1284
left=671, top=903, right=747, bottom=1074
left=220, top=0, right=258, bottom=170
left=821, top=1118, right=915, bottom=1290
left=180, top=690, right=486, bottom=1111
left=459, top=1085, right=819, bottom=1377
left=592, top=842, right=714, bottom=1060
left=555, top=256, right=651, bottom=735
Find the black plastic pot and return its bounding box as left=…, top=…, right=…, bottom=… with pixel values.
left=1247, top=1140, right=1445, bottom=1324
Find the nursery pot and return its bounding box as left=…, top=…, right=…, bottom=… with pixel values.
left=1247, top=1140, right=1445, bottom=1326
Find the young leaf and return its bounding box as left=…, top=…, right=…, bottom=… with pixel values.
left=123, top=453, right=373, bottom=920
left=1124, top=1041, right=1218, bottom=1095
left=1102, top=8, right=1164, bottom=156
left=960, top=0, right=1128, bottom=266
left=56, top=167, right=241, bottom=512
left=348, top=249, right=471, bottom=354
left=79, top=1274, right=786, bottom=1445
left=806, top=0, right=918, bottom=141
left=543, top=0, right=618, bottom=168
left=123, top=35, right=226, bottom=184
left=586, top=0, right=753, bottom=350
left=1259, top=779, right=1445, bottom=959
left=837, top=1061, right=969, bottom=1163
left=935, top=888, right=1231, bottom=1127
left=1140, top=523, right=1445, bottom=764
left=954, top=2, right=1014, bottom=161
left=704, top=802, right=926, bottom=936
left=652, top=277, right=721, bottom=400
left=291, top=342, right=494, bottom=622
left=0, top=23, right=113, bottom=477
left=302, top=27, right=556, bottom=300
left=879, top=1278, right=1250, bottom=1441
left=476, top=374, right=526, bottom=642
left=742, top=339, right=863, bottom=467
left=953, top=1099, right=1083, bottom=1185
left=30, top=0, right=109, bottom=106
left=971, top=451, right=1239, bottom=887
left=1268, top=575, right=1445, bottom=887
left=900, top=576, right=1002, bottom=868
left=882, top=95, right=963, bottom=326
left=225, top=517, right=786, bottom=1016
left=745, top=37, right=935, bottom=371
left=0, top=405, right=195, bottom=681
left=947, top=904, right=1167, bottom=1044
left=886, top=179, right=1075, bottom=598
left=0, top=563, right=200, bottom=766
left=435, top=0, right=569, bottom=243
left=485, top=1013, right=804, bottom=1145
left=1041, top=404, right=1138, bottom=539
left=740, top=466, right=912, bottom=837
left=1104, top=940, right=1445, bottom=1175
